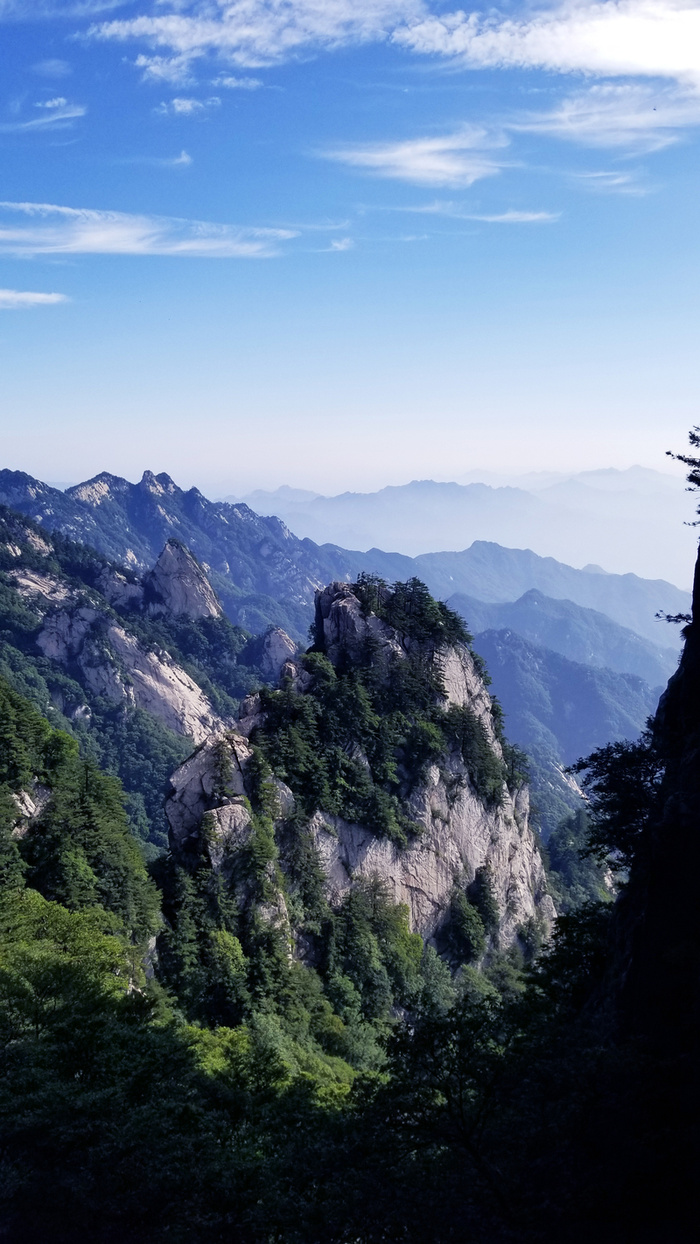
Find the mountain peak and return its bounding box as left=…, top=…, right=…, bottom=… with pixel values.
left=66, top=472, right=129, bottom=506
left=138, top=469, right=178, bottom=495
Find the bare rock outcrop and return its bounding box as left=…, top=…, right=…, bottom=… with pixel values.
left=314, top=581, right=404, bottom=666
left=309, top=583, right=554, bottom=943
left=309, top=773, right=553, bottom=947
left=37, top=608, right=226, bottom=744
left=144, top=539, right=223, bottom=620
left=8, top=568, right=73, bottom=606
left=95, top=566, right=144, bottom=609
left=165, top=733, right=293, bottom=948
left=259, top=627, right=297, bottom=680
left=166, top=731, right=252, bottom=858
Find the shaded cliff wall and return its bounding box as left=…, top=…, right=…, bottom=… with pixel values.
left=620, top=546, right=700, bottom=1052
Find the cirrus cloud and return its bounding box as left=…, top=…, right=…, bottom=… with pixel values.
left=0, top=200, right=296, bottom=258
left=511, top=80, right=700, bottom=150
left=324, top=126, right=508, bottom=187
left=0, top=100, right=86, bottom=132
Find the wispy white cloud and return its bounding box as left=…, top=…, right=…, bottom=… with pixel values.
left=165, top=149, right=193, bottom=166
left=324, top=126, right=508, bottom=187
left=135, top=53, right=196, bottom=85
left=395, top=2, right=700, bottom=89
left=467, top=208, right=559, bottom=222
left=124, top=149, right=193, bottom=167
left=86, top=3, right=700, bottom=164
left=32, top=58, right=72, bottom=77
left=0, top=288, right=68, bottom=308
left=574, top=168, right=649, bottom=192
left=155, top=95, right=220, bottom=116
left=91, top=0, right=424, bottom=70
left=329, top=236, right=354, bottom=250
left=213, top=74, right=264, bottom=89
left=393, top=199, right=557, bottom=220
left=0, top=100, right=86, bottom=132
left=0, top=201, right=296, bottom=258
left=0, top=0, right=121, bottom=18
left=87, top=0, right=700, bottom=90
left=512, top=81, right=700, bottom=151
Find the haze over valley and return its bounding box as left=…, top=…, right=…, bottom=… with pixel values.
left=232, top=465, right=694, bottom=586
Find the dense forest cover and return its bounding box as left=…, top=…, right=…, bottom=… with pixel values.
left=0, top=547, right=694, bottom=1240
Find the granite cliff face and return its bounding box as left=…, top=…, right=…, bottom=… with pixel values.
left=38, top=609, right=224, bottom=744
left=144, top=540, right=223, bottom=620
left=165, top=580, right=554, bottom=954
left=1, top=519, right=229, bottom=745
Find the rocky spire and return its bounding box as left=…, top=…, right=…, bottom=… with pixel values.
left=144, top=539, right=223, bottom=620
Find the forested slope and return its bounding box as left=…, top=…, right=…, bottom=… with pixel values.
left=0, top=547, right=691, bottom=1241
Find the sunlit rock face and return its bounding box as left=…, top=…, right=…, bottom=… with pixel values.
left=258, top=627, right=297, bottom=680
left=37, top=608, right=226, bottom=744
left=144, top=539, right=223, bottom=620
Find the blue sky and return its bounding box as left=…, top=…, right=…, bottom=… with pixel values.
left=0, top=0, right=699, bottom=495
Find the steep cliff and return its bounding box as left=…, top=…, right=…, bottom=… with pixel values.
left=164, top=579, right=554, bottom=960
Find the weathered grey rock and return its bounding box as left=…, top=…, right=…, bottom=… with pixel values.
left=144, top=540, right=223, bottom=620
left=279, top=658, right=313, bottom=693
left=438, top=645, right=500, bottom=743
left=37, top=607, right=99, bottom=662
left=308, top=757, right=554, bottom=947
left=23, top=530, right=52, bottom=556
left=165, top=732, right=252, bottom=850
left=105, top=626, right=225, bottom=742
left=164, top=733, right=295, bottom=947
left=165, top=581, right=555, bottom=955
left=259, top=627, right=297, bottom=681
left=205, top=801, right=254, bottom=870
left=38, top=608, right=226, bottom=744
left=314, top=581, right=403, bottom=667
left=8, top=568, right=73, bottom=605
left=11, top=783, right=52, bottom=837
left=236, top=693, right=265, bottom=737
left=95, top=566, right=144, bottom=609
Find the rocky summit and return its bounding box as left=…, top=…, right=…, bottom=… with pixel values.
left=164, top=577, right=554, bottom=956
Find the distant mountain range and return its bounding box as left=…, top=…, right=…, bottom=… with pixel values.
left=0, top=469, right=689, bottom=652
left=473, top=629, right=661, bottom=837
left=230, top=467, right=694, bottom=588
left=450, top=589, right=676, bottom=689
left=413, top=543, right=687, bottom=649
